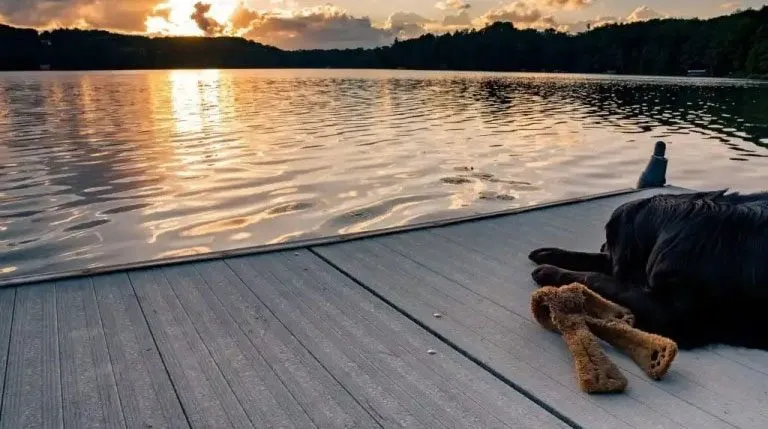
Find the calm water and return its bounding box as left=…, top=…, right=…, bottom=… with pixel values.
left=1, top=69, right=767, bottom=280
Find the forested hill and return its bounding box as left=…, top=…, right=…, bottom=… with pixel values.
left=1, top=6, right=767, bottom=77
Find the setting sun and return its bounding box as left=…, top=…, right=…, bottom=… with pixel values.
left=146, top=0, right=240, bottom=36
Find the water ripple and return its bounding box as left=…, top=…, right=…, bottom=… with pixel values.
left=1, top=69, right=767, bottom=280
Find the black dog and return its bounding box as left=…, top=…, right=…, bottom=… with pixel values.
left=529, top=190, right=768, bottom=350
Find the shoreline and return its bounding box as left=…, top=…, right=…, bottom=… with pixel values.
left=1, top=67, right=767, bottom=81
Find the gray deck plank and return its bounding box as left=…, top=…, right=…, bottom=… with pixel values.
left=55, top=278, right=126, bottom=429
left=0, top=289, right=15, bottom=417
left=189, top=260, right=384, bottom=428
left=4, top=185, right=762, bottom=429
left=1, top=283, right=63, bottom=429
left=315, top=240, right=687, bottom=429
left=430, top=188, right=690, bottom=262
left=380, top=231, right=763, bottom=426
left=224, top=251, right=569, bottom=429
left=263, top=251, right=563, bottom=428
left=91, top=273, right=189, bottom=429
left=127, top=269, right=253, bottom=429
left=158, top=264, right=316, bottom=428
left=225, top=254, right=444, bottom=429
left=429, top=190, right=768, bottom=427
left=713, top=348, right=768, bottom=375
left=423, top=194, right=768, bottom=427
left=315, top=187, right=768, bottom=429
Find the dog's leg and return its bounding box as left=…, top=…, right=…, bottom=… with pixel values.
left=531, top=265, right=618, bottom=289
left=531, top=265, right=678, bottom=338
left=532, top=266, right=642, bottom=309
left=529, top=248, right=612, bottom=274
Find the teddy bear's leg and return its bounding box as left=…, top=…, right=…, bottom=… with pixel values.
left=553, top=310, right=628, bottom=393
left=532, top=286, right=628, bottom=393
left=586, top=317, right=678, bottom=380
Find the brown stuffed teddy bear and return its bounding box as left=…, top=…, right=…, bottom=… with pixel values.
left=531, top=283, right=678, bottom=394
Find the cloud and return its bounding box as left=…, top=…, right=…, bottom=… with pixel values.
left=560, top=15, right=618, bottom=33
left=383, top=10, right=473, bottom=40
left=481, top=2, right=541, bottom=24
left=390, top=23, right=430, bottom=39
left=477, top=1, right=666, bottom=33
left=0, top=0, right=158, bottom=32
left=231, top=4, right=260, bottom=30
left=479, top=1, right=551, bottom=27
left=561, top=5, right=667, bottom=33
left=387, top=12, right=433, bottom=27
left=541, top=0, right=592, bottom=9
left=529, top=16, right=558, bottom=30
left=269, top=0, right=299, bottom=8
left=443, top=10, right=473, bottom=26
left=385, top=11, right=432, bottom=38
left=0, top=0, right=671, bottom=50
left=151, top=5, right=172, bottom=21
left=626, top=5, right=666, bottom=22
left=435, top=0, right=473, bottom=28
left=435, top=0, right=471, bottom=11
left=237, top=5, right=394, bottom=50
left=190, top=2, right=223, bottom=36
left=475, top=0, right=597, bottom=30
left=720, top=2, right=740, bottom=10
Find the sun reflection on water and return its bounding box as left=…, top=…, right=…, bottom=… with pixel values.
left=1, top=70, right=766, bottom=281
left=170, top=69, right=223, bottom=133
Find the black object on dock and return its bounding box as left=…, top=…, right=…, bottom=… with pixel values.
left=637, top=141, right=668, bottom=189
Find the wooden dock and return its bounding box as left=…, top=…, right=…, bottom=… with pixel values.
left=1, top=186, right=767, bottom=429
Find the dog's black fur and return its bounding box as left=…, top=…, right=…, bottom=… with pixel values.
left=529, top=190, right=768, bottom=350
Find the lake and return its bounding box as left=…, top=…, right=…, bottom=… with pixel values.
left=1, top=69, right=767, bottom=281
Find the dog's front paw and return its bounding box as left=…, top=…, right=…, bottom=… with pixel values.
left=532, top=264, right=571, bottom=287
left=528, top=247, right=566, bottom=265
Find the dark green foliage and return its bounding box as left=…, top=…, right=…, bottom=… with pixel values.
left=1, top=26, right=284, bottom=70
left=0, top=24, right=41, bottom=70
left=0, top=6, right=766, bottom=77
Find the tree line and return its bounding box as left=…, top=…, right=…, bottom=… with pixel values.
left=1, top=6, right=766, bottom=77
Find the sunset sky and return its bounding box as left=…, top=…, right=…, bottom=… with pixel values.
left=0, top=0, right=765, bottom=50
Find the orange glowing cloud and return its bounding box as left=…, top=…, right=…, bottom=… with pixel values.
left=0, top=0, right=673, bottom=50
